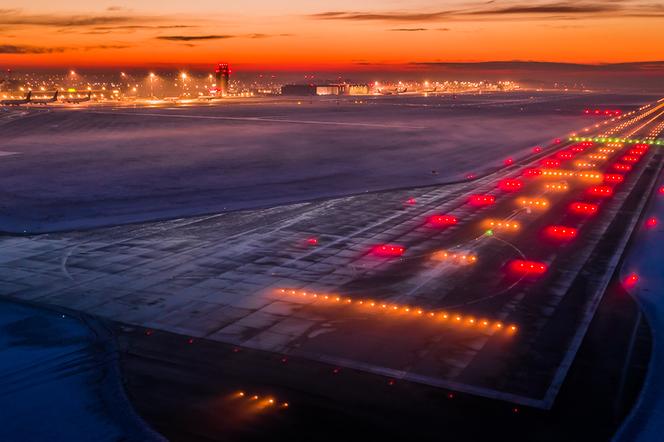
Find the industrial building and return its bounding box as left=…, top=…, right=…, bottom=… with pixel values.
left=281, top=83, right=369, bottom=96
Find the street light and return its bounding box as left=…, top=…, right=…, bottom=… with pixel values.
left=180, top=72, right=187, bottom=96
left=149, top=72, right=156, bottom=97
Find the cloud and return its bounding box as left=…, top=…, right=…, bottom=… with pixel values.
left=388, top=28, right=428, bottom=32
left=0, top=43, right=131, bottom=54
left=0, top=44, right=66, bottom=54
left=468, top=2, right=622, bottom=15
left=407, top=60, right=664, bottom=72
left=0, top=9, right=160, bottom=27
left=157, top=33, right=293, bottom=41
left=310, top=11, right=452, bottom=22
left=310, top=1, right=664, bottom=22
left=157, top=34, right=235, bottom=41
left=93, top=24, right=195, bottom=31
left=83, top=44, right=132, bottom=50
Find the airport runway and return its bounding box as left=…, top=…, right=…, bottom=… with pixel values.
left=1, top=97, right=662, bottom=409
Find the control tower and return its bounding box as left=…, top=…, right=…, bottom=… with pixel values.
left=214, top=63, right=231, bottom=96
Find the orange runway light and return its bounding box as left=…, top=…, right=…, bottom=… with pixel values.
left=587, top=185, right=614, bottom=197
left=373, top=244, right=405, bottom=257
left=569, top=202, right=599, bottom=216
left=543, top=225, right=578, bottom=242
left=507, top=260, right=548, bottom=277
left=278, top=288, right=516, bottom=335
left=604, top=173, right=624, bottom=184
left=587, top=154, right=608, bottom=161
left=431, top=250, right=478, bottom=265
left=540, top=169, right=576, bottom=178
left=544, top=182, right=569, bottom=192
left=577, top=171, right=603, bottom=181
left=469, top=194, right=496, bottom=207
left=517, top=197, right=549, bottom=210
left=498, top=178, right=524, bottom=192
left=428, top=214, right=458, bottom=227
left=484, top=219, right=520, bottom=232
left=598, top=148, right=616, bottom=154
left=522, top=168, right=543, bottom=178
left=574, top=160, right=597, bottom=169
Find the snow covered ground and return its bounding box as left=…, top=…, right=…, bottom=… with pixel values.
left=0, top=300, right=163, bottom=441
left=614, top=175, right=664, bottom=442
left=0, top=92, right=657, bottom=233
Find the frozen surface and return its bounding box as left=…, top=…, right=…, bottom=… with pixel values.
left=0, top=300, right=163, bottom=442
left=615, top=175, right=664, bottom=442
left=0, top=92, right=656, bottom=233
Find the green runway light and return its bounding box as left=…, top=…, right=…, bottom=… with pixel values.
left=485, top=229, right=494, bottom=237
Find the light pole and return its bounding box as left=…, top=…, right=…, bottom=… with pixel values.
left=180, top=72, right=187, bottom=97
left=149, top=72, right=155, bottom=98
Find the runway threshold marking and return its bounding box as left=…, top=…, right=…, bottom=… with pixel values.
left=83, top=110, right=427, bottom=129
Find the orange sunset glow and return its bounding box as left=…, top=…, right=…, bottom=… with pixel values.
left=1, top=1, right=663, bottom=69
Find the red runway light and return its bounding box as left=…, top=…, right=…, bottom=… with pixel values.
left=612, top=163, right=632, bottom=172
left=659, top=186, right=664, bottom=195
left=508, top=259, right=548, bottom=277
left=504, top=158, right=514, bottom=166
left=604, top=173, right=624, bottom=184
left=533, top=146, right=542, bottom=153
left=587, top=185, right=614, bottom=197
left=307, top=237, right=318, bottom=245
left=543, top=225, right=578, bottom=242
left=498, top=178, right=524, bottom=192
left=406, top=197, right=417, bottom=205
left=625, top=273, right=639, bottom=287
left=584, top=109, right=590, bottom=114
left=541, top=158, right=561, bottom=168
left=620, top=155, right=640, bottom=163
left=646, top=217, right=658, bottom=228
left=469, top=194, right=496, bottom=206
left=373, top=244, right=405, bottom=257
left=428, top=214, right=458, bottom=227
left=571, top=144, right=586, bottom=153
left=465, top=173, right=477, bottom=180
left=569, top=202, right=599, bottom=216
left=628, top=147, right=647, bottom=156
left=556, top=150, right=574, bottom=160
left=555, top=138, right=562, bottom=144
left=522, top=168, right=542, bottom=178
